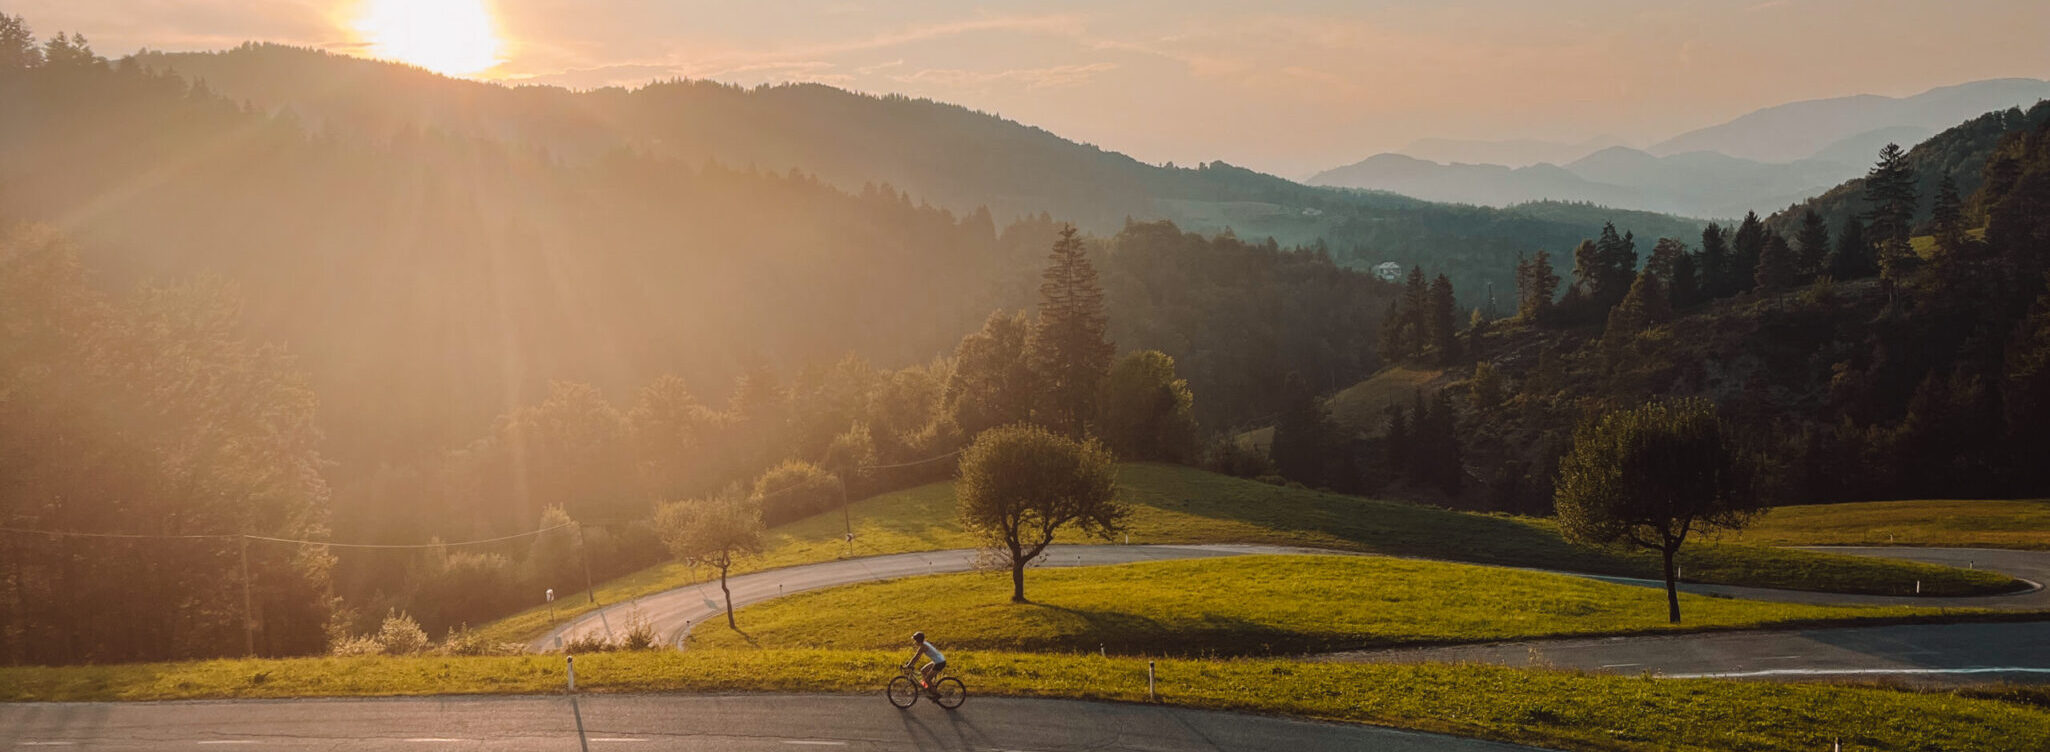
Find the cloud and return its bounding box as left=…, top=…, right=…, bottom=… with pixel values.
left=892, top=62, right=1118, bottom=92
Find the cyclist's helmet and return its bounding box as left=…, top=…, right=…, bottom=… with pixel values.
left=912, top=631, right=926, bottom=643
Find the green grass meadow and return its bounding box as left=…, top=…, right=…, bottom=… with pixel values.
left=1728, top=499, right=2050, bottom=550
left=476, top=464, right=2021, bottom=644
left=687, top=555, right=1998, bottom=655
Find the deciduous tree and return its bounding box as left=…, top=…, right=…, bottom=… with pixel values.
left=956, top=425, right=1125, bottom=602
left=1554, top=399, right=1759, bottom=623
left=654, top=496, right=765, bottom=629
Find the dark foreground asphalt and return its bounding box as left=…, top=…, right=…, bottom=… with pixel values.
left=1318, top=620, right=2050, bottom=686
left=0, top=694, right=1549, bottom=751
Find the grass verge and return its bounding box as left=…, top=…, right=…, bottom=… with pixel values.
left=3, top=649, right=2044, bottom=752
left=688, top=555, right=2010, bottom=655
left=476, top=464, right=2024, bottom=645
left=1725, top=499, right=2050, bottom=550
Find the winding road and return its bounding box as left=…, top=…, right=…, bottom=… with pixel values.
left=0, top=694, right=1547, bottom=751
left=533, top=544, right=1334, bottom=651
left=12, top=546, right=2047, bottom=751
left=532, top=542, right=2050, bottom=686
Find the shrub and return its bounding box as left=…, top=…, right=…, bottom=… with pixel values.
left=375, top=610, right=430, bottom=656
left=752, top=459, right=844, bottom=526
left=560, top=631, right=616, bottom=654
left=328, top=635, right=383, bottom=658
left=618, top=608, right=660, bottom=651
left=440, top=624, right=525, bottom=657
left=1100, top=350, right=1200, bottom=462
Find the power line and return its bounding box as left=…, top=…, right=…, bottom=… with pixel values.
left=864, top=448, right=962, bottom=470
left=0, top=522, right=576, bottom=549
left=244, top=522, right=576, bottom=549
left=0, top=526, right=233, bottom=540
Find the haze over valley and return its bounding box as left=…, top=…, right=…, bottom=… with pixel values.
left=5, top=4, right=2050, bottom=751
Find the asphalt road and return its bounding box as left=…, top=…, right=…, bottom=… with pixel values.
left=533, top=544, right=1330, bottom=651
left=0, top=694, right=1549, bottom=751
left=1317, top=621, right=2050, bottom=686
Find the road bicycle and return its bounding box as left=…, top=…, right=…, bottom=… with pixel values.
left=887, top=664, right=965, bottom=709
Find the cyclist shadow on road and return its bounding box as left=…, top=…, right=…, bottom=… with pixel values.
left=892, top=703, right=994, bottom=751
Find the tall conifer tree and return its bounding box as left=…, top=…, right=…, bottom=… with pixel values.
left=1031, top=225, right=1114, bottom=438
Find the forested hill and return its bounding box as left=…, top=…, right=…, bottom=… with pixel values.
left=1766, top=100, right=2050, bottom=237
left=132, top=44, right=1346, bottom=232
left=135, top=44, right=1703, bottom=305
left=0, top=46, right=1394, bottom=478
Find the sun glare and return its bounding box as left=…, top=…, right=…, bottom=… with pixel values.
left=353, top=0, right=503, bottom=76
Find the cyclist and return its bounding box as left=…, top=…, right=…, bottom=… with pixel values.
left=903, top=631, right=946, bottom=690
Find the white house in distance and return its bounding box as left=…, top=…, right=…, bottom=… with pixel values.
left=1372, top=261, right=1404, bottom=283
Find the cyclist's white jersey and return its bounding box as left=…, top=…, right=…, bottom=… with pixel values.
left=918, top=642, right=945, bottom=664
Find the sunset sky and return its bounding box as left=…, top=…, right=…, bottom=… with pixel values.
left=13, top=0, right=2050, bottom=176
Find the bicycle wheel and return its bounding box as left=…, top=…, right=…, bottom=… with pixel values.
left=932, top=677, right=966, bottom=709
left=886, top=676, right=921, bottom=708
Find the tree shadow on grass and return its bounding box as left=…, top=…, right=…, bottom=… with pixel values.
left=1122, top=464, right=1650, bottom=577
left=1025, top=602, right=1321, bottom=658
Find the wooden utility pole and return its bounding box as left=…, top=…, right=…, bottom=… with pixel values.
left=238, top=535, right=255, bottom=656
left=575, top=524, right=596, bottom=604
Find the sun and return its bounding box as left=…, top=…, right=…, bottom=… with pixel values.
left=353, top=0, right=503, bottom=76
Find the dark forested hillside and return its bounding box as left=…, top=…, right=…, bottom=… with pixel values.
left=1766, top=100, right=2050, bottom=237
left=1382, top=110, right=2050, bottom=513
left=133, top=44, right=1699, bottom=310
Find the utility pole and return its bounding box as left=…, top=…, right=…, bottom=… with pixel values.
left=239, top=535, right=255, bottom=657
left=575, top=523, right=596, bottom=604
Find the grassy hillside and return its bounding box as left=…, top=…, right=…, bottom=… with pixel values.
left=1728, top=500, right=2050, bottom=550
left=4, top=649, right=2045, bottom=752
left=1241, top=366, right=1444, bottom=450
left=476, top=464, right=2019, bottom=643
left=688, top=555, right=1988, bottom=656
left=1327, top=366, right=1447, bottom=433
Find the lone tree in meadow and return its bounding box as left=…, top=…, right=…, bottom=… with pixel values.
left=655, top=495, right=765, bottom=629
left=957, top=424, right=1126, bottom=602
left=1553, top=398, right=1760, bottom=623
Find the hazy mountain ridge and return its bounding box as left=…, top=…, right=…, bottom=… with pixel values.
left=1308, top=146, right=1852, bottom=219
left=133, top=43, right=1706, bottom=314
left=1395, top=135, right=1626, bottom=169
left=1652, top=78, right=2050, bottom=162
left=1313, top=78, right=2050, bottom=220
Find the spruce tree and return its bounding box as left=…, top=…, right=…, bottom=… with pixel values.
left=1754, top=231, right=1797, bottom=292
left=1271, top=373, right=1331, bottom=486
left=1829, top=216, right=1877, bottom=280
left=1730, top=212, right=1766, bottom=294
left=1698, top=223, right=1732, bottom=298
left=1516, top=250, right=1560, bottom=322
left=1592, top=222, right=1638, bottom=310
left=1864, top=143, right=1918, bottom=249
left=1428, top=274, right=1459, bottom=364
left=1794, top=209, right=1831, bottom=280
left=1376, top=299, right=1408, bottom=364
left=1031, top=225, right=1114, bottom=438
left=1931, top=175, right=1966, bottom=253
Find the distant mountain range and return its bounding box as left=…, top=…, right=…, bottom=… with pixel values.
left=1649, top=78, right=2050, bottom=162
left=1317, top=78, right=2050, bottom=219
left=1392, top=135, right=1626, bottom=169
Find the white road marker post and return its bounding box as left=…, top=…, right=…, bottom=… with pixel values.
left=567, top=655, right=577, bottom=693
left=1148, top=660, right=1157, bottom=702
left=1917, top=580, right=1922, bottom=594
